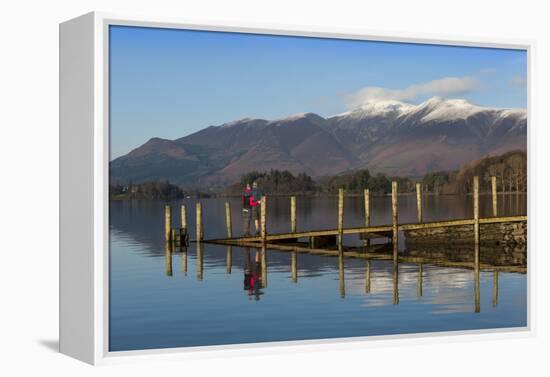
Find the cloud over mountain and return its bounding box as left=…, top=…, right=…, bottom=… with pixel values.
left=345, top=75, right=478, bottom=109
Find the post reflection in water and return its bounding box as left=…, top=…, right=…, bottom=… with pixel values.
left=261, top=246, right=267, bottom=289
left=165, top=242, right=172, bottom=277
left=291, top=252, right=297, bottom=283
left=493, top=270, right=499, bottom=307
left=226, top=246, right=232, bottom=274
left=474, top=243, right=480, bottom=313
left=243, top=247, right=264, bottom=300
left=393, top=258, right=399, bottom=305
left=196, top=242, right=203, bottom=281
left=181, top=247, right=187, bottom=275
left=163, top=238, right=519, bottom=315
left=338, top=246, right=345, bottom=299
left=365, top=260, right=371, bottom=294
left=417, top=263, right=423, bottom=297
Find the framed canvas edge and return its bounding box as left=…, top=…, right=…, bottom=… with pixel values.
left=81, top=11, right=536, bottom=365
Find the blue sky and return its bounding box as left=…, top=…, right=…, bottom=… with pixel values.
left=109, top=25, right=527, bottom=159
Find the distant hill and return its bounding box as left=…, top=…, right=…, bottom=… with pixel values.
left=110, top=97, right=527, bottom=188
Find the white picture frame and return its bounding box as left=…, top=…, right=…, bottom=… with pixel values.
left=59, top=11, right=534, bottom=365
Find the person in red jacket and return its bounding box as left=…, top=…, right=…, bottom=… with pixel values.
left=249, top=181, right=262, bottom=236
left=242, top=183, right=252, bottom=236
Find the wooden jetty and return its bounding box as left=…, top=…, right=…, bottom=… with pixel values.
left=163, top=175, right=527, bottom=256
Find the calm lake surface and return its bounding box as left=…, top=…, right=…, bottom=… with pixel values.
left=109, top=194, right=527, bottom=351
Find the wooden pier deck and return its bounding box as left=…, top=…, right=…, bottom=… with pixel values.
left=200, top=215, right=527, bottom=245
left=164, top=175, right=527, bottom=257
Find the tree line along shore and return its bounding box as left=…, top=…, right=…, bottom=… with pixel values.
left=109, top=150, right=526, bottom=200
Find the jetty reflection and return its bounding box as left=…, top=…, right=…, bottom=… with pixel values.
left=163, top=239, right=524, bottom=313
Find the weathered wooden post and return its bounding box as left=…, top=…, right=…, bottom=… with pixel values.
left=181, top=204, right=187, bottom=231
left=392, top=181, right=398, bottom=257
left=226, top=246, right=232, bottom=274
left=260, top=196, right=267, bottom=243
left=291, top=251, right=297, bottom=283
left=170, top=228, right=176, bottom=245
left=493, top=270, right=499, bottom=307
left=165, top=205, right=171, bottom=243
left=364, top=189, right=370, bottom=246
left=225, top=201, right=232, bottom=238
left=416, top=183, right=423, bottom=223
left=417, top=263, right=423, bottom=297
left=473, top=176, right=479, bottom=245
left=196, top=202, right=203, bottom=242
left=365, top=259, right=371, bottom=294
left=492, top=176, right=498, bottom=217
left=290, top=196, right=297, bottom=233
left=338, top=188, right=344, bottom=246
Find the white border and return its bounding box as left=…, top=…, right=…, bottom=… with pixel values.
left=87, top=11, right=534, bottom=365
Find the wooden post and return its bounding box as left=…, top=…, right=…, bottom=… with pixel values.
left=260, top=196, right=267, bottom=243
left=226, top=246, right=232, bottom=274
left=165, top=205, right=171, bottom=242
left=291, top=251, right=297, bottom=283
left=225, top=201, right=232, bottom=238
left=365, top=259, right=371, bottom=294
left=196, top=202, right=203, bottom=242
left=364, top=189, right=370, bottom=246
left=338, top=188, right=344, bottom=245
left=181, top=204, right=187, bottom=231
left=392, top=181, right=398, bottom=256
left=170, top=228, right=176, bottom=245
left=491, top=176, right=498, bottom=217
left=417, top=263, right=423, bottom=297
left=473, top=176, right=479, bottom=245
left=290, top=196, right=297, bottom=233
left=416, top=183, right=423, bottom=223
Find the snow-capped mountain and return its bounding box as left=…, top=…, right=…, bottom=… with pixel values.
left=110, top=97, right=527, bottom=185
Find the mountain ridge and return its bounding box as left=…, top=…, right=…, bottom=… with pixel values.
left=110, top=97, right=527, bottom=187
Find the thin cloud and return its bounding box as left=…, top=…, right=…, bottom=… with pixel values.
left=345, top=75, right=478, bottom=109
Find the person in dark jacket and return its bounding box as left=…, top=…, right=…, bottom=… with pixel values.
left=250, top=181, right=262, bottom=236
left=242, top=183, right=252, bottom=236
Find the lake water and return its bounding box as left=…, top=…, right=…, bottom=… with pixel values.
left=109, top=194, right=527, bottom=351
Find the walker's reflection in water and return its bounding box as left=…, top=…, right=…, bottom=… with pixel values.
left=243, top=248, right=264, bottom=300
left=162, top=241, right=523, bottom=314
